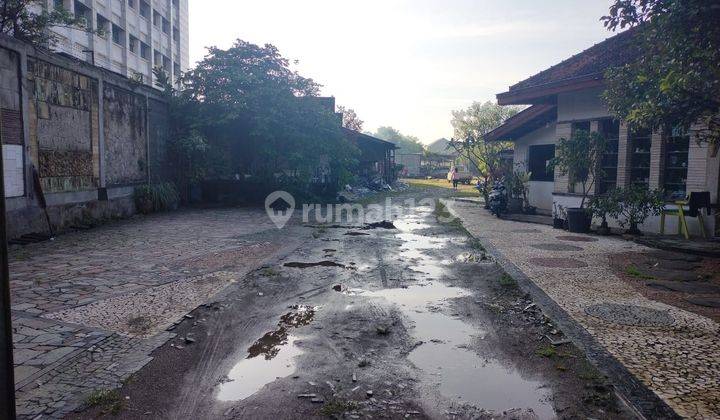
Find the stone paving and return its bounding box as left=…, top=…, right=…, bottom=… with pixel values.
left=448, top=200, right=720, bottom=419
left=8, top=208, right=294, bottom=418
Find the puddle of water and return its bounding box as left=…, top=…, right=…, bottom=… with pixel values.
left=284, top=261, right=352, bottom=269
left=217, top=305, right=317, bottom=402
left=363, top=280, right=554, bottom=417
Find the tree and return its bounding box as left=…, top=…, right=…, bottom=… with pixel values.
left=551, top=130, right=608, bottom=209
left=602, top=0, right=720, bottom=145
left=174, top=40, right=357, bottom=195
left=449, top=101, right=521, bottom=185
left=373, top=126, right=424, bottom=153
left=337, top=105, right=364, bottom=131
left=1, top=0, right=94, bottom=46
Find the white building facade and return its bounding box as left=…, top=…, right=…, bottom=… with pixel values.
left=45, top=0, right=189, bottom=86
left=488, top=29, right=719, bottom=236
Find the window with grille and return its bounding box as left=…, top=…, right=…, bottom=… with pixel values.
left=598, top=119, right=620, bottom=194
left=663, top=125, right=690, bottom=200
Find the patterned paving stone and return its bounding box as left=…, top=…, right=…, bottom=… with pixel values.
left=556, top=235, right=599, bottom=243
left=531, top=243, right=584, bottom=252
left=528, top=257, right=588, bottom=269
left=8, top=208, right=293, bottom=419
left=585, top=303, right=675, bottom=327
left=450, top=200, right=720, bottom=419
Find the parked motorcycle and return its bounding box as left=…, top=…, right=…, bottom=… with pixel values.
left=487, top=180, right=507, bottom=218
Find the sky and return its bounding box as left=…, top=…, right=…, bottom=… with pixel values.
left=189, top=0, right=617, bottom=144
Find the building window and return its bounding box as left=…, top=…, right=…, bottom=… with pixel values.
left=128, top=35, right=138, bottom=54
left=140, top=42, right=150, bottom=60
left=73, top=1, right=91, bottom=26
left=154, top=50, right=162, bottom=67
left=173, top=62, right=181, bottom=76
left=153, top=10, right=161, bottom=27
left=173, top=26, right=180, bottom=42
left=629, top=126, right=652, bottom=187
left=139, top=1, right=150, bottom=18
left=528, top=145, right=555, bottom=182
left=663, top=125, right=690, bottom=200
left=111, top=24, right=125, bottom=46
left=128, top=0, right=136, bottom=9
left=96, top=14, right=110, bottom=37
left=162, top=17, right=170, bottom=34
left=598, top=119, right=620, bottom=194
left=571, top=121, right=591, bottom=136
left=54, top=0, right=66, bottom=10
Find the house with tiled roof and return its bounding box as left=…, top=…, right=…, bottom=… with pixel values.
left=488, top=28, right=719, bottom=236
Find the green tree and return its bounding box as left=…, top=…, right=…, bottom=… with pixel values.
left=373, top=126, right=424, bottom=153
left=449, top=101, right=521, bottom=184
left=174, top=40, right=357, bottom=194
left=1, top=0, right=94, bottom=45
left=602, top=0, right=720, bottom=145
left=551, top=130, right=608, bottom=209
left=337, top=105, right=364, bottom=131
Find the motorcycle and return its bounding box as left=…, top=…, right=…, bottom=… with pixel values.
left=487, top=180, right=507, bottom=218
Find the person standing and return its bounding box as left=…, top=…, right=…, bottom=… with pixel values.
left=451, top=167, right=460, bottom=190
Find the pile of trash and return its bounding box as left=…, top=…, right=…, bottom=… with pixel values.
left=336, top=178, right=410, bottom=202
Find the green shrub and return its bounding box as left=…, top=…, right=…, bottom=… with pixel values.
left=135, top=183, right=180, bottom=214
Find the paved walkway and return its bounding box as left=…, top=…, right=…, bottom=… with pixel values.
left=8, top=208, right=296, bottom=418
left=448, top=200, right=720, bottom=419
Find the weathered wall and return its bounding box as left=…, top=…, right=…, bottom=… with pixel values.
left=0, top=34, right=171, bottom=240
left=1, top=47, right=25, bottom=198
left=27, top=58, right=99, bottom=193
left=103, top=84, right=147, bottom=186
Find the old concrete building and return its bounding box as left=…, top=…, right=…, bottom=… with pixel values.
left=487, top=28, right=720, bottom=235
left=1, top=34, right=172, bottom=239
left=42, top=0, right=189, bottom=86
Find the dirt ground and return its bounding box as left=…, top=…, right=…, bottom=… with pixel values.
left=72, top=188, right=634, bottom=419
left=609, top=250, right=720, bottom=323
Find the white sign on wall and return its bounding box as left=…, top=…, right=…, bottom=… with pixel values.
left=2, top=144, right=24, bottom=197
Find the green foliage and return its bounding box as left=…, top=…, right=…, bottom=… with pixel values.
left=536, top=345, right=557, bottom=358
left=589, top=190, right=622, bottom=222
left=84, top=389, right=123, bottom=414
left=602, top=0, right=720, bottom=145
left=134, top=183, right=180, bottom=214
left=499, top=273, right=516, bottom=287
left=551, top=130, right=608, bottom=208
left=337, top=105, right=364, bottom=131
left=156, top=41, right=357, bottom=197
left=625, top=265, right=655, bottom=279
left=449, top=101, right=521, bottom=183
left=610, top=185, right=665, bottom=234
left=1, top=0, right=97, bottom=46
left=373, top=126, right=424, bottom=153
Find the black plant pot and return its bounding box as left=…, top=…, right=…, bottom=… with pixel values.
left=553, top=218, right=565, bottom=229
left=566, top=207, right=591, bottom=233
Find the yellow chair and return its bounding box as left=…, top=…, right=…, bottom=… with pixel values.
left=660, top=200, right=707, bottom=239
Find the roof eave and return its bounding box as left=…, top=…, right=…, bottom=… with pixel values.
left=497, top=74, right=605, bottom=106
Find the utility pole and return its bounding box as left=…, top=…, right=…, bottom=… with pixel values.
left=0, top=115, right=17, bottom=418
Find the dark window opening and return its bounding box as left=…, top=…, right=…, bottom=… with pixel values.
left=528, top=144, right=555, bottom=182
left=663, top=125, right=690, bottom=200
left=629, top=126, right=652, bottom=187
left=598, top=119, right=620, bottom=194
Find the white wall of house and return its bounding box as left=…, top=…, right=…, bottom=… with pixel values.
left=557, top=88, right=611, bottom=122
left=548, top=88, right=720, bottom=236
left=513, top=123, right=556, bottom=213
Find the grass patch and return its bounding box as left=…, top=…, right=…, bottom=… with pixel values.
left=578, top=367, right=601, bottom=381
left=127, top=315, right=152, bottom=335
left=319, top=399, right=359, bottom=416
left=536, top=345, right=557, bottom=358
left=405, top=178, right=478, bottom=194
left=498, top=273, right=516, bottom=287
left=467, top=237, right=486, bottom=252
left=433, top=199, right=468, bottom=232
left=84, top=389, right=123, bottom=414
left=625, top=265, right=654, bottom=280
left=260, top=268, right=280, bottom=277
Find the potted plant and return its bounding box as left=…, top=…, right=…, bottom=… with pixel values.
left=613, top=185, right=665, bottom=235
left=551, top=130, right=608, bottom=233
left=552, top=203, right=566, bottom=229
left=505, top=169, right=530, bottom=213
left=589, top=189, right=621, bottom=235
